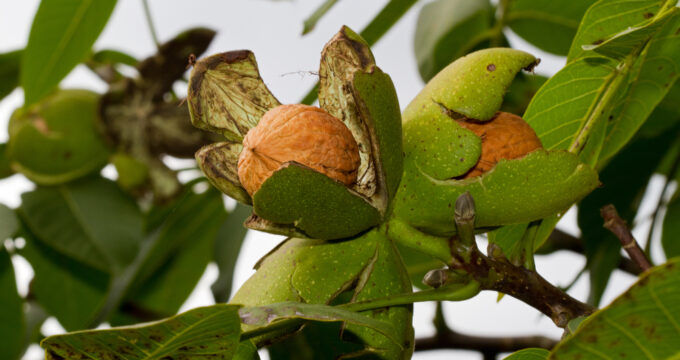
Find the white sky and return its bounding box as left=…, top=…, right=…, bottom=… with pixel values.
left=0, top=1, right=666, bottom=359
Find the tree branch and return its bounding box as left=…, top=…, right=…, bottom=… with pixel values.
left=449, top=193, right=595, bottom=328
left=601, top=204, right=652, bottom=272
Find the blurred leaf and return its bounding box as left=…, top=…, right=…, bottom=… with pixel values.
left=599, top=13, right=680, bottom=162
left=91, top=49, right=138, bottom=67
left=0, top=203, right=18, bottom=241
left=101, top=188, right=227, bottom=326
left=413, top=0, right=494, bottom=82
left=111, top=152, right=149, bottom=191
left=0, top=248, right=24, bottom=360
left=19, top=227, right=108, bottom=331
left=20, top=176, right=143, bottom=273
left=212, top=203, right=251, bottom=303
left=567, top=0, right=665, bottom=62
left=42, top=304, right=242, bottom=360
left=21, top=0, right=117, bottom=106
left=504, top=348, right=549, bottom=360
left=302, top=0, right=339, bottom=35
left=0, top=49, right=22, bottom=101
left=550, top=257, right=680, bottom=359
left=268, top=321, right=365, bottom=360
left=507, top=0, right=593, bottom=56
left=578, top=131, right=676, bottom=306
left=300, top=0, right=418, bottom=104
left=0, top=143, right=13, bottom=179
left=662, top=194, right=680, bottom=258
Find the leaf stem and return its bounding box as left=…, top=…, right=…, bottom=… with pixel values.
left=142, top=0, right=160, bottom=49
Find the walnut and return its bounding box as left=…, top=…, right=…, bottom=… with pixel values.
left=237, top=104, right=361, bottom=196
left=456, top=112, right=543, bottom=178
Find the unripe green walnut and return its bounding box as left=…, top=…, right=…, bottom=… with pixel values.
left=237, top=104, right=361, bottom=196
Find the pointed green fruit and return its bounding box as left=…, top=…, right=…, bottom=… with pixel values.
left=187, top=50, right=280, bottom=142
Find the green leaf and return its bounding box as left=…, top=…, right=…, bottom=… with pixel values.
left=414, top=0, right=494, bottom=82
left=0, top=248, right=24, bottom=360
left=7, top=89, right=111, bottom=185
left=550, top=257, right=680, bottom=359
left=240, top=302, right=402, bottom=347
left=42, top=304, right=242, bottom=360
left=524, top=56, right=618, bottom=150
left=21, top=0, right=117, bottom=106
left=506, top=0, right=593, bottom=56
left=662, top=195, right=680, bottom=258
left=252, top=163, right=381, bottom=240
left=19, top=228, right=108, bottom=331
left=636, top=81, right=680, bottom=138
left=109, top=188, right=228, bottom=325
left=395, top=150, right=599, bottom=236
left=0, top=49, right=22, bottom=101
left=212, top=203, right=251, bottom=303
left=582, top=8, right=677, bottom=60
left=301, top=0, right=339, bottom=35
left=19, top=176, right=143, bottom=273
left=567, top=0, right=665, bottom=62
left=504, top=348, right=549, bottom=360
left=598, top=13, right=680, bottom=162
left=0, top=203, right=18, bottom=241
left=404, top=48, right=538, bottom=122
left=578, top=131, right=675, bottom=306
left=187, top=50, right=280, bottom=142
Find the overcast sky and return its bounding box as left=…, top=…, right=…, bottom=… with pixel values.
left=1, top=1, right=661, bottom=359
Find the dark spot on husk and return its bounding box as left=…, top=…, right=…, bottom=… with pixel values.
left=486, top=64, right=496, bottom=72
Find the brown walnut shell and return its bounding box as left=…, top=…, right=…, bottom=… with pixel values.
left=238, top=104, right=361, bottom=196
left=456, top=111, right=543, bottom=178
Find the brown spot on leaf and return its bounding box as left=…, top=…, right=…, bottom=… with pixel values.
left=592, top=39, right=604, bottom=45
left=643, top=12, right=654, bottom=19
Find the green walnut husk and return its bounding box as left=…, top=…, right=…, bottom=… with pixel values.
left=7, top=89, right=111, bottom=184
left=188, top=26, right=403, bottom=240
left=394, top=48, right=600, bottom=236
left=231, top=228, right=414, bottom=359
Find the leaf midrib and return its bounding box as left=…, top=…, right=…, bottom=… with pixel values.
left=32, top=0, right=94, bottom=94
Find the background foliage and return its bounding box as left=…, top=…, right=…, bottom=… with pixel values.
left=1, top=0, right=679, bottom=359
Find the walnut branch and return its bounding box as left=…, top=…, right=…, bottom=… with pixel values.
left=448, top=193, right=596, bottom=328
left=601, top=204, right=652, bottom=272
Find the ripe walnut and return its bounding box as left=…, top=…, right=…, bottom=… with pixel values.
left=238, top=104, right=361, bottom=196
left=456, top=112, right=542, bottom=178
